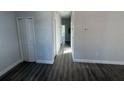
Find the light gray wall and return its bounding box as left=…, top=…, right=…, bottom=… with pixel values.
left=0, top=12, right=21, bottom=71
left=73, top=11, right=124, bottom=63
left=16, top=11, right=54, bottom=61
left=62, top=18, right=71, bottom=42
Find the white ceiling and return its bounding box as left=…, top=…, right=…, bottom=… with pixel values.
left=59, top=11, right=71, bottom=18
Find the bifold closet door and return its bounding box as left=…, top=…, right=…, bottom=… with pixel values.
left=17, top=18, right=36, bottom=62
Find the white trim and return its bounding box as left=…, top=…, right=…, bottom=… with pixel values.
left=52, top=12, right=57, bottom=59
left=71, top=12, right=75, bottom=60
left=0, top=59, right=23, bottom=77
left=36, top=59, right=54, bottom=64
left=73, top=58, right=124, bottom=65
left=16, top=17, right=24, bottom=60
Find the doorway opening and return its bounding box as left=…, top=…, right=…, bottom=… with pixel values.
left=53, top=11, right=73, bottom=62
left=60, top=17, right=72, bottom=54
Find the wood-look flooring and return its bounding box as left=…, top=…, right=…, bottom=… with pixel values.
left=1, top=45, right=124, bottom=81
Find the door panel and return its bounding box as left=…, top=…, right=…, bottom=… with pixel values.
left=17, top=18, right=36, bottom=62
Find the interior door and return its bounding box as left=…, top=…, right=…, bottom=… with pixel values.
left=17, top=18, right=36, bottom=62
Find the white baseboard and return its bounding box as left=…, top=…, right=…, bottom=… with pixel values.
left=73, top=58, right=124, bottom=65
left=0, top=59, right=23, bottom=77
left=36, top=59, right=54, bottom=64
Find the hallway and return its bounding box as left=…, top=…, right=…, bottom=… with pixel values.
left=1, top=45, right=124, bottom=81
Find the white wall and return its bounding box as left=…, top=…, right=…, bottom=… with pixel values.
left=73, top=11, right=124, bottom=64
left=53, top=12, right=61, bottom=56
left=16, top=11, right=54, bottom=63
left=0, top=12, right=21, bottom=75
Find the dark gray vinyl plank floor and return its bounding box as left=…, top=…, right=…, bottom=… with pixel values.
left=1, top=45, right=124, bottom=81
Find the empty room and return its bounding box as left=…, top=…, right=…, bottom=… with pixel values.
left=1, top=11, right=124, bottom=81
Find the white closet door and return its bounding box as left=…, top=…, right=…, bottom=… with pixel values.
left=17, top=18, right=36, bottom=62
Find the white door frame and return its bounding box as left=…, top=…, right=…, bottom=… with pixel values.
left=53, top=15, right=57, bottom=57
left=16, top=17, right=37, bottom=62
left=16, top=17, right=23, bottom=60
left=71, top=12, right=74, bottom=60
